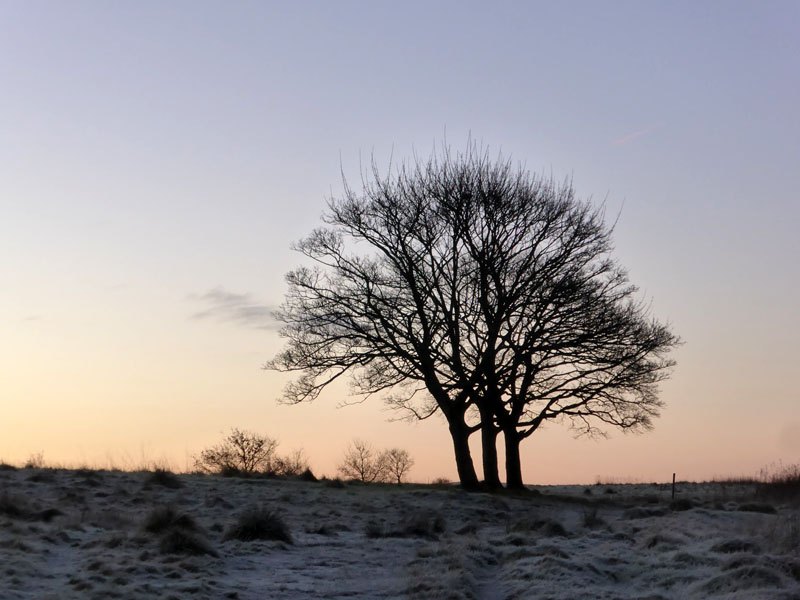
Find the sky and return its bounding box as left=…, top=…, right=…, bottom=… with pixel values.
left=1, top=1, right=798, bottom=484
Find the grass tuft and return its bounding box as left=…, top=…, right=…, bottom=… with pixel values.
left=144, top=469, right=183, bottom=489
left=0, top=492, right=29, bottom=519
left=225, top=505, right=292, bottom=543
left=142, top=505, right=197, bottom=534
left=159, top=528, right=217, bottom=556
left=738, top=502, right=777, bottom=514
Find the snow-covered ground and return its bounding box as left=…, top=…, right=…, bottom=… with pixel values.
left=1, top=467, right=798, bottom=599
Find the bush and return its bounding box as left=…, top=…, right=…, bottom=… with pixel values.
left=298, top=468, right=317, bottom=482
left=225, top=506, right=292, bottom=543
left=195, top=429, right=311, bottom=478
left=269, top=449, right=310, bottom=478
left=194, top=428, right=278, bottom=475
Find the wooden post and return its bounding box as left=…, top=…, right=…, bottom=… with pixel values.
left=672, top=472, right=676, bottom=500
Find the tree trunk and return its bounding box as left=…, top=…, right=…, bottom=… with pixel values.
left=479, top=406, right=501, bottom=490
left=448, top=419, right=480, bottom=490
left=504, top=428, right=525, bottom=490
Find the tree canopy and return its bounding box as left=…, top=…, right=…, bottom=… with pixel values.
left=268, top=144, right=679, bottom=489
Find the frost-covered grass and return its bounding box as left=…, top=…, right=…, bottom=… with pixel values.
left=0, top=468, right=798, bottom=599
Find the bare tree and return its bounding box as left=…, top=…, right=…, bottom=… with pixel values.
left=338, top=440, right=388, bottom=482
left=270, top=449, right=309, bottom=477
left=381, top=448, right=414, bottom=484
left=194, top=428, right=279, bottom=475
left=269, top=143, right=679, bottom=490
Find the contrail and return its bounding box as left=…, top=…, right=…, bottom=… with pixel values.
left=613, top=125, right=659, bottom=147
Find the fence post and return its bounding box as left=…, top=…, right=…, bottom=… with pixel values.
left=672, top=472, right=676, bottom=500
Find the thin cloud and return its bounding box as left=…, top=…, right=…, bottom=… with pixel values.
left=612, top=125, right=660, bottom=147
left=189, top=286, right=280, bottom=331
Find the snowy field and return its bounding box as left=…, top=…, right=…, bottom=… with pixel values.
left=1, top=466, right=798, bottom=599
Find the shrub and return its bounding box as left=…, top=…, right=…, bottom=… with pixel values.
left=194, top=428, right=278, bottom=475
left=298, top=468, right=317, bottom=482
left=269, top=449, right=310, bottom=477
left=224, top=506, right=292, bottom=543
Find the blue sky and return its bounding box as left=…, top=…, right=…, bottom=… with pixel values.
left=1, top=1, right=798, bottom=482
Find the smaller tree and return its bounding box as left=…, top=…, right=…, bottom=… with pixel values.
left=381, top=448, right=414, bottom=484
left=195, top=428, right=279, bottom=475
left=338, top=440, right=388, bottom=483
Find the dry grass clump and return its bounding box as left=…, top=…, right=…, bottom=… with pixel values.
left=669, top=498, right=694, bottom=511
left=159, top=528, right=216, bottom=556
left=143, top=468, right=183, bottom=489
left=509, top=517, right=567, bottom=537
left=711, top=539, right=762, bottom=554
left=695, top=565, right=785, bottom=595
left=738, top=502, right=777, bottom=514
left=407, top=539, right=489, bottom=600
left=365, top=510, right=446, bottom=540
left=0, top=492, right=30, bottom=519
left=757, top=463, right=800, bottom=504
left=403, top=510, right=446, bottom=539
left=581, top=506, right=605, bottom=528
left=224, top=505, right=292, bottom=543
left=142, top=504, right=216, bottom=556
left=143, top=505, right=197, bottom=534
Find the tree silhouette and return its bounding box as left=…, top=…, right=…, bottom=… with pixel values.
left=269, top=143, right=678, bottom=490
left=338, top=439, right=387, bottom=482
left=382, top=448, right=415, bottom=484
